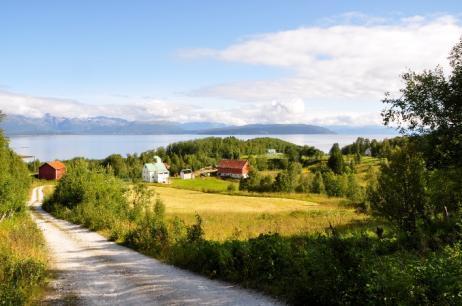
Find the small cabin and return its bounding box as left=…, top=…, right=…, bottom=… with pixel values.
left=38, top=161, right=66, bottom=180
left=142, top=156, right=169, bottom=183
left=180, top=169, right=194, bottom=180
left=217, top=159, right=249, bottom=179
left=267, top=149, right=277, bottom=154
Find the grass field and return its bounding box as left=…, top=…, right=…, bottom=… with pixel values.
left=150, top=186, right=368, bottom=241
left=353, top=156, right=382, bottom=186
left=161, top=177, right=238, bottom=192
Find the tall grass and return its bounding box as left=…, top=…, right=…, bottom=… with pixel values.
left=0, top=213, right=48, bottom=304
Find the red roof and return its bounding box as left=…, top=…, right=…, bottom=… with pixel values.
left=217, top=159, right=248, bottom=169
left=42, top=160, right=66, bottom=170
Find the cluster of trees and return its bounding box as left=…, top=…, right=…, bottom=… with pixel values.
left=239, top=160, right=363, bottom=203
left=367, top=38, right=462, bottom=247
left=341, top=137, right=407, bottom=158
left=0, top=112, right=31, bottom=221
left=87, top=137, right=321, bottom=179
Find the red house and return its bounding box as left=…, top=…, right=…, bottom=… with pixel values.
left=38, top=161, right=66, bottom=180
left=217, top=159, right=249, bottom=179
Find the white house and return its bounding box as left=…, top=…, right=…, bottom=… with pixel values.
left=180, top=169, right=194, bottom=180
left=142, top=156, right=169, bottom=183
left=267, top=149, right=277, bottom=154
left=364, top=148, right=372, bottom=156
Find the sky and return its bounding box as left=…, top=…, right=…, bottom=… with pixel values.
left=0, top=1, right=461, bottom=126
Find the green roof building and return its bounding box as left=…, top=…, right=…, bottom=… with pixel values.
left=142, top=156, right=169, bottom=183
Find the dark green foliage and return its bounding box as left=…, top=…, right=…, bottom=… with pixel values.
left=0, top=252, right=46, bottom=305
left=187, top=214, right=205, bottom=243
left=372, top=39, right=462, bottom=244
left=169, top=233, right=462, bottom=305
left=273, top=162, right=302, bottom=193
left=369, top=147, right=429, bottom=237
left=128, top=182, right=154, bottom=223
left=44, top=160, right=129, bottom=232
left=342, top=136, right=408, bottom=159
left=323, top=171, right=343, bottom=197
left=27, top=159, right=41, bottom=173
left=102, top=154, right=129, bottom=178
left=125, top=210, right=169, bottom=256
left=0, top=118, right=31, bottom=220
left=327, top=143, right=344, bottom=174
left=255, top=157, right=268, bottom=171
left=310, top=172, right=325, bottom=194
left=382, top=38, right=462, bottom=168
left=101, top=137, right=321, bottom=178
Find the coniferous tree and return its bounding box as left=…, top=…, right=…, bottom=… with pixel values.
left=327, top=143, right=344, bottom=174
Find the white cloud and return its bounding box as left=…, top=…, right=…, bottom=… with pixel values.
left=0, top=89, right=378, bottom=126
left=0, top=90, right=188, bottom=122
left=182, top=15, right=462, bottom=103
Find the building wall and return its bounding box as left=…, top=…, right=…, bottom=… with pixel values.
left=155, top=173, right=169, bottom=184
left=142, top=168, right=169, bottom=183
left=142, top=168, right=153, bottom=182
left=180, top=172, right=194, bottom=180
left=218, top=172, right=248, bottom=179
left=38, top=164, right=57, bottom=180
left=55, top=167, right=66, bottom=180
left=217, top=162, right=249, bottom=179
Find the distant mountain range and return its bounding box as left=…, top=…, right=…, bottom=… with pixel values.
left=198, top=124, right=333, bottom=135
left=0, top=114, right=396, bottom=136
left=0, top=114, right=227, bottom=135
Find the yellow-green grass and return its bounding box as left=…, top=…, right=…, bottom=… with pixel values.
left=32, top=178, right=57, bottom=189
left=259, top=170, right=280, bottom=177
left=352, top=156, right=382, bottom=187
left=149, top=186, right=368, bottom=241
left=155, top=177, right=238, bottom=192
left=0, top=214, right=48, bottom=303
left=42, top=185, right=55, bottom=198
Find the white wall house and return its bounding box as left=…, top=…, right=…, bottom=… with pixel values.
left=180, top=169, right=194, bottom=180
left=142, top=156, right=169, bottom=183
left=364, top=148, right=372, bottom=156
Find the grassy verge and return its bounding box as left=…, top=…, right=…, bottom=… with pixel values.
left=0, top=213, right=48, bottom=305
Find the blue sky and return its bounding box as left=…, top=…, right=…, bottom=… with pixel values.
left=0, top=1, right=461, bottom=125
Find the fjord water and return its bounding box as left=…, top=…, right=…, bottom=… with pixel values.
left=9, top=134, right=394, bottom=161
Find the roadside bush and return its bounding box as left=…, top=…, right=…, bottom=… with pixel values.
left=0, top=126, right=31, bottom=220
left=167, top=231, right=462, bottom=305
left=44, top=160, right=129, bottom=231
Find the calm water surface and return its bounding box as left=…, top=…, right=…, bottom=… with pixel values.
left=9, top=134, right=395, bottom=161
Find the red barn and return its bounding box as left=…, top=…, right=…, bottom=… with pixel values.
left=217, top=159, right=249, bottom=179
left=38, top=161, right=66, bottom=180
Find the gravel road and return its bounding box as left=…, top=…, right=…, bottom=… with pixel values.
left=29, top=186, right=282, bottom=305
